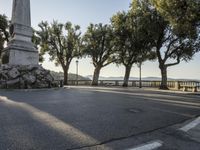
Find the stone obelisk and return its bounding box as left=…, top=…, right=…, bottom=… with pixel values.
left=1, top=0, right=39, bottom=65
left=0, top=0, right=56, bottom=89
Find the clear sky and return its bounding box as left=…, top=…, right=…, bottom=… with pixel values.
left=0, top=0, right=200, bottom=79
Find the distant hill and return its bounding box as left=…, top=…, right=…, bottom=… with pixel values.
left=86, top=75, right=199, bottom=81
left=86, top=75, right=164, bottom=81
left=50, top=71, right=90, bottom=80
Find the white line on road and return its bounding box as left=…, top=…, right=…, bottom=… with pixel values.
left=128, top=140, right=163, bottom=150
left=83, top=89, right=200, bottom=107
left=180, top=116, right=200, bottom=132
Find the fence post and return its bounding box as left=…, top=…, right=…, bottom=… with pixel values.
left=175, top=81, right=180, bottom=90
left=60, top=80, right=63, bottom=87
left=100, top=81, right=104, bottom=86
left=132, top=81, right=136, bottom=87
left=115, top=81, right=119, bottom=86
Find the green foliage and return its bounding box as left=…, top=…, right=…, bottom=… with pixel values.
left=151, top=0, right=200, bottom=38
left=146, top=0, right=200, bottom=89
left=0, top=14, right=9, bottom=60
left=111, top=0, right=156, bottom=67
left=50, top=71, right=90, bottom=81
left=0, top=36, right=3, bottom=54
left=37, top=21, right=82, bottom=68
left=111, top=0, right=158, bottom=87
left=147, top=1, right=200, bottom=67
left=36, top=20, right=82, bottom=84
left=82, top=23, right=115, bottom=68
left=32, top=29, right=44, bottom=62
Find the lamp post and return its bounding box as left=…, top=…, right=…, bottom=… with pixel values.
left=76, top=60, right=79, bottom=85
left=138, top=61, right=142, bottom=88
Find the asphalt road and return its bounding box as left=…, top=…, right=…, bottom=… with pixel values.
left=0, top=87, right=200, bottom=150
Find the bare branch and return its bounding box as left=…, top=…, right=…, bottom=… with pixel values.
left=166, top=56, right=181, bottom=67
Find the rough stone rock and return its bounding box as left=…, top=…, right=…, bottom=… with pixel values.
left=19, top=65, right=30, bottom=71
left=0, top=72, right=8, bottom=80
left=0, top=64, right=59, bottom=89
left=8, top=68, right=20, bottom=79
left=7, top=78, right=20, bottom=85
left=22, top=74, right=36, bottom=84
left=1, top=64, right=12, bottom=70
left=34, top=69, right=42, bottom=75
left=46, top=74, right=54, bottom=82
left=27, top=65, right=38, bottom=71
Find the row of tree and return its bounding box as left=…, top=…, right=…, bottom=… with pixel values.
left=1, top=0, right=199, bottom=89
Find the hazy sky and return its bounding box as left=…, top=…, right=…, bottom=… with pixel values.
left=0, top=0, right=200, bottom=79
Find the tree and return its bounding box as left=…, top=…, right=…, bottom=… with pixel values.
left=0, top=14, right=9, bottom=62
left=149, top=0, right=200, bottom=89
left=111, top=0, right=156, bottom=87
left=82, top=23, right=115, bottom=86
left=151, top=0, right=200, bottom=38
left=37, top=21, right=82, bottom=85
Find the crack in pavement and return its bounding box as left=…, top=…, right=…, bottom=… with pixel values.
left=67, top=117, right=196, bottom=150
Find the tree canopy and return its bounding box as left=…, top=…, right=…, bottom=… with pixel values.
left=148, top=0, right=200, bottom=89
left=1, top=0, right=199, bottom=89
left=82, top=23, right=115, bottom=85
left=36, top=21, right=82, bottom=85
left=111, top=0, right=156, bottom=86
left=151, top=0, right=200, bottom=38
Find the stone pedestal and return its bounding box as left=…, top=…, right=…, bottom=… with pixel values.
left=0, top=0, right=57, bottom=89
left=1, top=0, right=39, bottom=65
left=2, top=38, right=39, bottom=65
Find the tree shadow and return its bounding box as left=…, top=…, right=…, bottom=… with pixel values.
left=0, top=88, right=199, bottom=149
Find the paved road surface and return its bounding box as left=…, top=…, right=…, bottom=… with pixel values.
left=0, top=87, right=199, bottom=150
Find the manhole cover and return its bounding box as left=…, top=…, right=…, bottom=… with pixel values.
left=127, top=108, right=142, bottom=113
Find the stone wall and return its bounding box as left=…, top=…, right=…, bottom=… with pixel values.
left=0, top=65, right=59, bottom=89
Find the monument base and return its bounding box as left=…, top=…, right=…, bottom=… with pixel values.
left=0, top=64, right=59, bottom=89
left=1, top=39, right=39, bottom=65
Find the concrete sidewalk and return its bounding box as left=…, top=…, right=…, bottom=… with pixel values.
left=144, top=87, right=200, bottom=95
left=66, top=86, right=200, bottom=95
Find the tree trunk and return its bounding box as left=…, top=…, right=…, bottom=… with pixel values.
left=123, top=65, right=132, bottom=87
left=92, top=66, right=101, bottom=86
left=63, top=64, right=69, bottom=85
left=160, top=65, right=169, bottom=90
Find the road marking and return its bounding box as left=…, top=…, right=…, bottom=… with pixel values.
left=148, top=107, right=195, bottom=118
left=87, top=89, right=200, bottom=107
left=129, top=140, right=163, bottom=150
left=180, top=116, right=200, bottom=132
